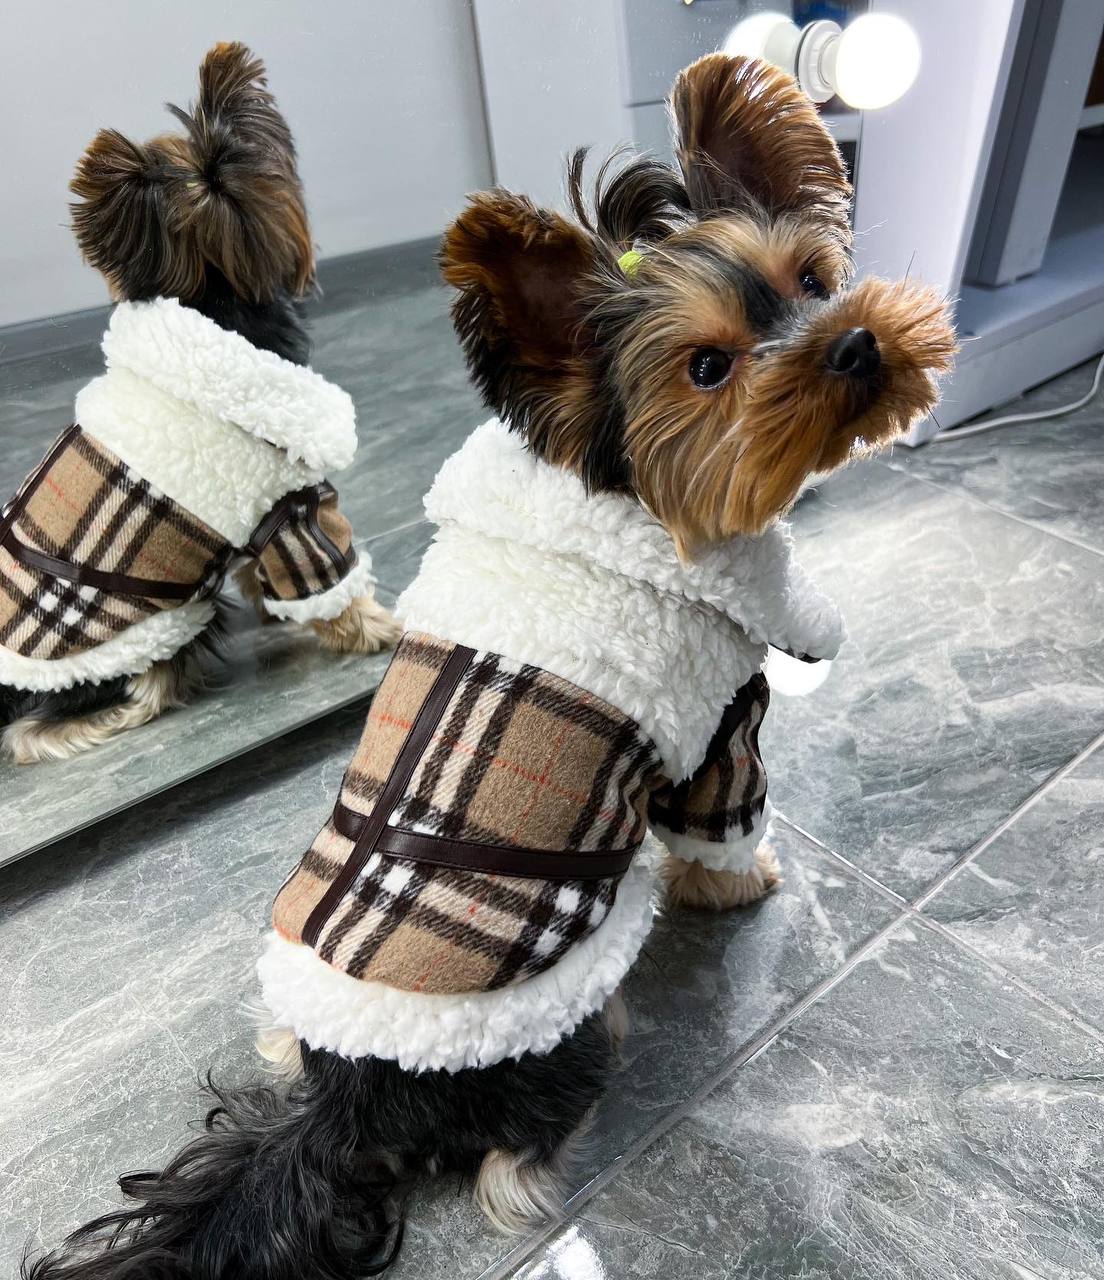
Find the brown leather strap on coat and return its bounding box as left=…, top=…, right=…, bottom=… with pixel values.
left=1, top=532, right=200, bottom=600
left=302, top=482, right=356, bottom=575
left=378, top=825, right=636, bottom=882
left=301, top=643, right=477, bottom=948
left=245, top=481, right=356, bottom=574
left=332, top=801, right=636, bottom=882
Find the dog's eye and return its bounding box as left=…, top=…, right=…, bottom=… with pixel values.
left=800, top=271, right=829, bottom=300
left=688, top=347, right=734, bottom=389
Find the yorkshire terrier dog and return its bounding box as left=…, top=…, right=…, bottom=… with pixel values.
left=22, top=55, right=954, bottom=1278
left=0, top=43, right=398, bottom=764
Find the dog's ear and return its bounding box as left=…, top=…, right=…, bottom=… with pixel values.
left=70, top=129, right=201, bottom=301
left=440, top=189, right=596, bottom=390
left=167, top=41, right=315, bottom=301
left=440, top=190, right=628, bottom=490
left=671, top=54, right=851, bottom=235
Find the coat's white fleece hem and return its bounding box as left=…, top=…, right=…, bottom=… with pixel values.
left=0, top=600, right=215, bottom=692
left=257, top=836, right=664, bottom=1073
left=262, top=556, right=376, bottom=623
left=420, top=419, right=845, bottom=662
left=652, top=801, right=771, bottom=872
left=103, top=299, right=357, bottom=473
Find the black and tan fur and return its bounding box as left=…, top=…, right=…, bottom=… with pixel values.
left=443, top=54, right=955, bottom=555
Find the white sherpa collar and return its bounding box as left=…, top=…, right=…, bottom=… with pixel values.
left=100, top=298, right=357, bottom=473
left=423, top=419, right=845, bottom=661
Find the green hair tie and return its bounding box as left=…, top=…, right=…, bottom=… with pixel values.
left=617, top=249, right=644, bottom=277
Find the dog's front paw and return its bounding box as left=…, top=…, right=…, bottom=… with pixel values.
left=311, top=595, right=401, bottom=654
left=662, top=839, right=781, bottom=910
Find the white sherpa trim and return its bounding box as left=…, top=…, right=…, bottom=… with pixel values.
left=262, top=556, right=376, bottom=623
left=400, top=419, right=844, bottom=779
left=400, top=528, right=764, bottom=782
left=0, top=600, right=215, bottom=693
left=257, top=836, right=664, bottom=1073
left=421, top=419, right=844, bottom=662
left=652, top=800, right=772, bottom=873
left=77, top=369, right=318, bottom=546
left=102, top=298, right=357, bottom=473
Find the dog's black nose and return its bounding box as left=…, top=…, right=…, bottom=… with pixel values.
left=825, top=328, right=880, bottom=380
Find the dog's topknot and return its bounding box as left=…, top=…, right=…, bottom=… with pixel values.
left=70, top=42, right=314, bottom=304
left=566, top=147, right=693, bottom=250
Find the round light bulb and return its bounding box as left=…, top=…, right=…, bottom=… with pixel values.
left=830, top=13, right=920, bottom=110
left=723, top=12, right=800, bottom=66
left=764, top=649, right=833, bottom=698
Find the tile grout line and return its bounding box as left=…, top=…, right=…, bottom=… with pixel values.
left=780, top=751, right=1104, bottom=1042
left=479, top=731, right=1104, bottom=1275
left=486, top=906, right=1104, bottom=1280
left=478, top=819, right=918, bottom=1274
left=773, top=813, right=909, bottom=910
left=875, top=455, right=1104, bottom=560
left=773, top=812, right=1104, bottom=1045
left=781, top=818, right=1104, bottom=1045
left=905, top=910, right=1104, bottom=1047
left=910, top=729, right=1104, bottom=912
left=476, top=816, right=910, bottom=1276
left=481, top=785, right=1104, bottom=1278
left=478, top=896, right=916, bottom=1280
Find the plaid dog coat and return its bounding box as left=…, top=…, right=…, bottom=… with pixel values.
left=0, top=298, right=373, bottom=694
left=274, top=632, right=770, bottom=997
left=259, top=420, right=844, bottom=1073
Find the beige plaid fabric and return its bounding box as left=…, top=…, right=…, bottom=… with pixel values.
left=0, top=426, right=230, bottom=661
left=1, top=428, right=362, bottom=670
left=253, top=483, right=357, bottom=607
left=274, top=632, right=664, bottom=995
left=648, top=673, right=769, bottom=845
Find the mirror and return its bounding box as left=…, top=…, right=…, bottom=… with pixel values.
left=0, top=2, right=871, bottom=865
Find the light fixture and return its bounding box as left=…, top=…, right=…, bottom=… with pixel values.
left=764, top=648, right=832, bottom=698
left=723, top=11, right=921, bottom=110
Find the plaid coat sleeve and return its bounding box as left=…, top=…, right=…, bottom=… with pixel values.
left=249, top=481, right=367, bottom=621
left=648, top=673, right=770, bottom=874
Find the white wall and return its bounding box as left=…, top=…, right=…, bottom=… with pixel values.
left=473, top=0, right=634, bottom=212
left=472, top=0, right=783, bottom=213
left=0, top=0, right=492, bottom=328
left=851, top=0, right=1025, bottom=441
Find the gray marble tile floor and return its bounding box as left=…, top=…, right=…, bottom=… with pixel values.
left=1, top=268, right=1102, bottom=1278
left=886, top=355, right=1104, bottom=557
left=515, top=917, right=1104, bottom=1280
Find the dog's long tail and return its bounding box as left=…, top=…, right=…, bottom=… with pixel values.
left=21, top=1051, right=406, bottom=1280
